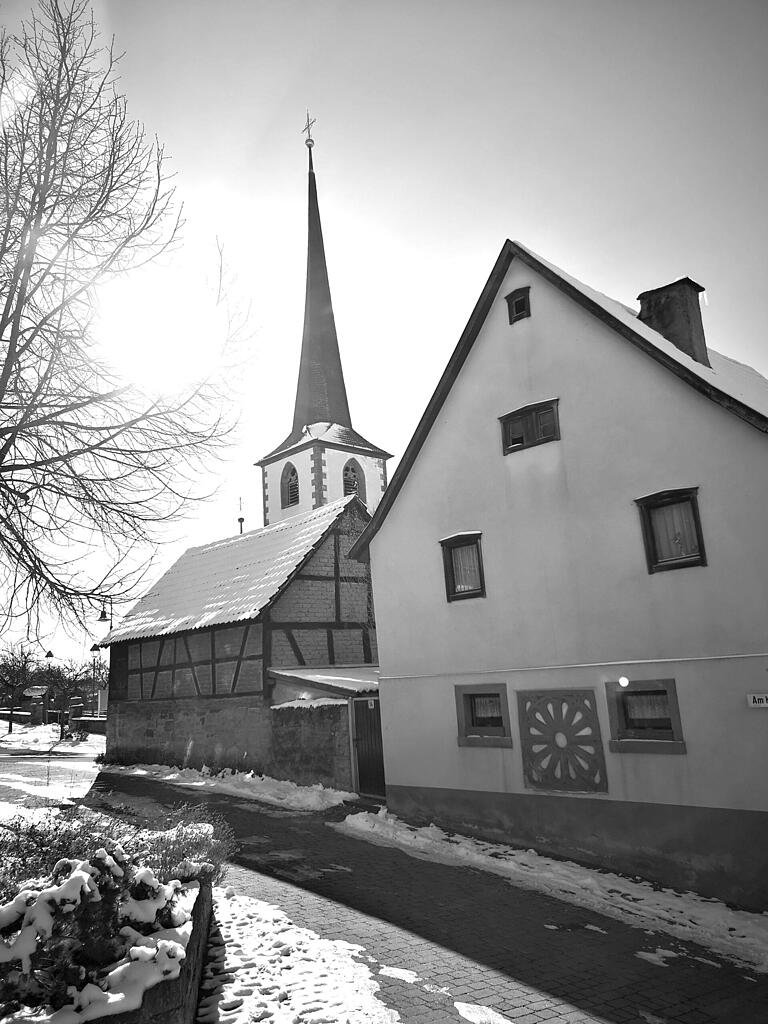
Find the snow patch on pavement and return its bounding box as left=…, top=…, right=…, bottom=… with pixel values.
left=101, top=763, right=355, bottom=811
left=197, top=886, right=399, bottom=1023
left=455, top=1003, right=513, bottom=1023
left=635, top=947, right=679, bottom=968
left=333, top=809, right=768, bottom=973
left=378, top=966, right=420, bottom=983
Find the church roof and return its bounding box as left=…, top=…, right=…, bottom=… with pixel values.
left=258, top=421, right=391, bottom=465
left=292, top=143, right=351, bottom=433
left=351, top=239, right=768, bottom=558
left=103, top=495, right=363, bottom=645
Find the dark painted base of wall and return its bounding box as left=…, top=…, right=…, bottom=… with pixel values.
left=386, top=784, right=768, bottom=912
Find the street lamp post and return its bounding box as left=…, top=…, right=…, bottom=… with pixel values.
left=44, top=650, right=53, bottom=725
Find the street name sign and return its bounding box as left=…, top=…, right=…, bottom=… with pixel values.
left=746, top=693, right=768, bottom=708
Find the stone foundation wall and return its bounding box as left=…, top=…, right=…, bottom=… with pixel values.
left=107, top=695, right=354, bottom=790
left=107, top=696, right=273, bottom=771
left=270, top=703, right=352, bottom=790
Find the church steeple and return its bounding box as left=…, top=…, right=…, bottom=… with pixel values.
left=292, top=136, right=352, bottom=433
left=257, top=122, right=391, bottom=527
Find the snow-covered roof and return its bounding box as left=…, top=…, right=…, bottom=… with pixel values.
left=259, top=421, right=391, bottom=465
left=268, top=665, right=380, bottom=695
left=104, top=496, right=360, bottom=644
left=351, top=239, right=768, bottom=559
left=528, top=245, right=768, bottom=420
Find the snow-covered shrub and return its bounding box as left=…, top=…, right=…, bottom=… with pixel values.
left=136, top=803, right=234, bottom=887
left=0, top=838, right=200, bottom=1015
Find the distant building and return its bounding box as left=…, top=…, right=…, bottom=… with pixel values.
left=352, top=240, right=768, bottom=909
left=104, top=136, right=389, bottom=795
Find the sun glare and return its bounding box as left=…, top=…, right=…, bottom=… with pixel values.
left=93, top=264, right=229, bottom=396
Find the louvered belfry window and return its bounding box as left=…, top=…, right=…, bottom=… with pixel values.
left=281, top=463, right=299, bottom=508
left=342, top=460, right=367, bottom=503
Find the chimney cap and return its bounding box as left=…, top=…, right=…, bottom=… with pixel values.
left=637, top=277, right=704, bottom=302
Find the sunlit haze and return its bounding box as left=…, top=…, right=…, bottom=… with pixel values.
left=1, top=0, right=766, bottom=662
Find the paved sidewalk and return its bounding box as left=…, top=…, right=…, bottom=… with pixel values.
left=88, top=772, right=767, bottom=1024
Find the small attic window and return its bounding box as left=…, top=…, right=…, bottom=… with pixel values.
left=281, top=463, right=299, bottom=508
left=505, top=286, right=530, bottom=325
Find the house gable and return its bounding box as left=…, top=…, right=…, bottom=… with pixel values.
left=367, top=254, right=768, bottom=675
left=351, top=240, right=768, bottom=560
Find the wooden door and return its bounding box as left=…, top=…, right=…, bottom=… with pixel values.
left=353, top=697, right=386, bottom=798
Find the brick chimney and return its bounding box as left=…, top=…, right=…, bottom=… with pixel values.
left=636, top=277, right=710, bottom=367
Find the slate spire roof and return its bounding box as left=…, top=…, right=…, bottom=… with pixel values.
left=260, top=137, right=389, bottom=466
left=293, top=140, right=352, bottom=434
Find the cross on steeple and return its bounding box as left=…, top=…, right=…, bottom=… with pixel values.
left=302, top=110, right=316, bottom=147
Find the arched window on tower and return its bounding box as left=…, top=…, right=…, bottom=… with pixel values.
left=343, top=459, right=366, bottom=504
left=281, top=463, right=299, bottom=508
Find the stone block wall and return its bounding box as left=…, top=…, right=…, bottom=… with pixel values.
left=270, top=702, right=352, bottom=790
left=106, top=695, right=273, bottom=771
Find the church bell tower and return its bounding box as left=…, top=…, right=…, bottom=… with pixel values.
left=258, top=124, right=391, bottom=527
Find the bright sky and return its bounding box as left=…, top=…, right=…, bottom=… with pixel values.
left=2, top=0, right=767, bottom=658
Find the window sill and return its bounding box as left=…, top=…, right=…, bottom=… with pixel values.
left=502, top=436, right=558, bottom=456
left=447, top=590, right=486, bottom=602
left=609, top=739, right=687, bottom=755
left=648, top=557, right=706, bottom=574
left=458, top=735, right=513, bottom=748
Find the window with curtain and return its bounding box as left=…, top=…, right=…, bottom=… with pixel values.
left=455, top=684, right=512, bottom=746
left=635, top=488, right=706, bottom=573
left=605, top=678, right=686, bottom=753
left=649, top=501, right=699, bottom=561
left=440, top=533, right=486, bottom=601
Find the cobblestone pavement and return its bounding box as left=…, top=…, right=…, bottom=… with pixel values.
left=86, top=772, right=768, bottom=1024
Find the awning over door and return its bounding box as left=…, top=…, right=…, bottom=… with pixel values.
left=267, top=665, right=379, bottom=696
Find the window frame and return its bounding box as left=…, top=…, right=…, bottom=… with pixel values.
left=635, top=487, right=706, bottom=573
left=343, top=458, right=367, bottom=504
left=455, top=683, right=513, bottom=748
left=280, top=462, right=300, bottom=509
left=504, top=286, right=531, bottom=325
left=500, top=399, right=560, bottom=455
left=440, top=533, right=486, bottom=602
left=605, top=678, right=686, bottom=754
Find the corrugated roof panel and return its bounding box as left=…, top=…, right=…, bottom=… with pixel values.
left=105, top=496, right=357, bottom=644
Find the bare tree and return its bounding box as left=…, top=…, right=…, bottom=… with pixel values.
left=0, top=0, right=234, bottom=634
left=0, top=643, right=40, bottom=732
left=46, top=659, right=88, bottom=739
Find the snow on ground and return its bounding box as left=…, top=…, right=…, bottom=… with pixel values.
left=101, top=763, right=355, bottom=811
left=197, top=886, right=399, bottom=1023
left=333, top=809, right=768, bottom=974
left=0, top=723, right=106, bottom=757
left=0, top=801, right=56, bottom=823
left=0, top=762, right=100, bottom=818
